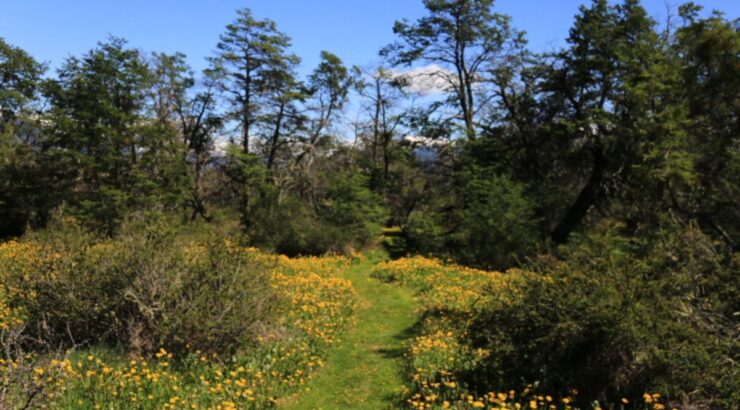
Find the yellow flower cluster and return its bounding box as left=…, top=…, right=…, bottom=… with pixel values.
left=408, top=388, right=576, bottom=410
left=0, top=286, right=23, bottom=331
left=273, top=271, right=354, bottom=344
left=373, top=256, right=510, bottom=313
left=0, top=241, right=39, bottom=331
left=274, top=253, right=351, bottom=277
left=43, top=347, right=325, bottom=409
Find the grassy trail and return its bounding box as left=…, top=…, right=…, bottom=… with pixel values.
left=283, top=258, right=417, bottom=410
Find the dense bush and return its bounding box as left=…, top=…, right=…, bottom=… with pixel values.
left=1, top=219, right=280, bottom=355
left=467, top=221, right=739, bottom=408
left=403, top=209, right=446, bottom=256
left=250, top=197, right=335, bottom=256
left=446, top=169, right=538, bottom=269
left=249, top=171, right=388, bottom=256
left=317, top=171, right=388, bottom=250
left=404, top=169, right=539, bottom=270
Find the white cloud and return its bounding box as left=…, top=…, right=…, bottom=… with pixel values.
left=212, top=136, right=234, bottom=156
left=390, top=64, right=456, bottom=95
left=403, top=134, right=449, bottom=147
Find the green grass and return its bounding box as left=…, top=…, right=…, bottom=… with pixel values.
left=281, top=256, right=418, bottom=410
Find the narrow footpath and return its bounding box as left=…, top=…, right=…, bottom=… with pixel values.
left=284, top=259, right=418, bottom=410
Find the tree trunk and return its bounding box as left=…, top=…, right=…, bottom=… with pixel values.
left=381, top=100, right=390, bottom=181
left=267, top=101, right=285, bottom=169
left=189, top=158, right=211, bottom=221
left=372, top=78, right=381, bottom=167
left=551, top=146, right=607, bottom=244
left=242, top=59, right=251, bottom=154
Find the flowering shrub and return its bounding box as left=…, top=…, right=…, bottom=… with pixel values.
left=373, top=257, right=677, bottom=410
left=0, top=229, right=281, bottom=356
left=0, top=234, right=356, bottom=409
left=0, top=241, right=38, bottom=331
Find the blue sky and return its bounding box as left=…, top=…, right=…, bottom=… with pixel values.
left=2, top=0, right=737, bottom=78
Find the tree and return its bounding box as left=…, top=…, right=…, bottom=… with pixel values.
left=296, top=51, right=351, bottom=164
left=446, top=167, right=537, bottom=269
left=292, top=51, right=352, bottom=202
left=382, top=0, right=523, bottom=140
left=213, top=7, right=299, bottom=154
left=212, top=8, right=301, bottom=230
left=174, top=67, right=223, bottom=221
left=671, top=5, right=740, bottom=247
left=0, top=37, right=45, bottom=125
left=541, top=0, right=675, bottom=243
left=221, top=144, right=276, bottom=231
left=148, top=52, right=191, bottom=124
left=305, top=52, right=351, bottom=144
left=354, top=65, right=408, bottom=182
left=352, top=65, right=428, bottom=229
left=0, top=39, right=51, bottom=237
left=147, top=52, right=225, bottom=221
left=141, top=52, right=192, bottom=210
left=259, top=54, right=304, bottom=171
left=44, top=37, right=185, bottom=233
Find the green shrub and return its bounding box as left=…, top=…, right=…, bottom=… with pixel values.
left=121, top=233, right=280, bottom=355
left=250, top=197, right=335, bottom=256
left=447, top=170, right=538, bottom=269
left=248, top=171, right=388, bottom=256
left=403, top=209, right=446, bottom=255
left=467, top=221, right=739, bottom=408
left=4, top=219, right=281, bottom=355
left=404, top=168, right=539, bottom=269
left=317, top=171, right=388, bottom=251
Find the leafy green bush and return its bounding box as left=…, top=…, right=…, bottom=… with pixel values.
left=403, top=168, right=539, bottom=269
left=317, top=171, right=388, bottom=250
left=467, top=220, right=739, bottom=408
left=251, top=197, right=337, bottom=256
left=403, top=209, right=446, bottom=256
left=447, top=169, right=538, bottom=269
left=3, top=218, right=280, bottom=355
left=248, top=171, right=388, bottom=256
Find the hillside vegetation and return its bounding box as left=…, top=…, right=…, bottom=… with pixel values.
left=1, top=0, right=737, bottom=408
